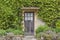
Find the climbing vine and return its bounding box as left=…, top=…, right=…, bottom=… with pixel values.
left=0, top=0, right=60, bottom=30
left=0, top=0, right=23, bottom=30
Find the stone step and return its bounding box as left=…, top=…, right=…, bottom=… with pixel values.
left=23, top=38, right=36, bottom=40
left=23, top=36, right=36, bottom=40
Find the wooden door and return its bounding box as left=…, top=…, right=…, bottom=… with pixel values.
left=24, top=12, right=34, bottom=35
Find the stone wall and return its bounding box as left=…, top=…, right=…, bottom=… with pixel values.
left=0, top=35, right=23, bottom=40
left=0, top=33, right=23, bottom=40
left=35, top=14, right=45, bottom=30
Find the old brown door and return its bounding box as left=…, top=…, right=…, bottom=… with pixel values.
left=24, top=12, right=34, bottom=35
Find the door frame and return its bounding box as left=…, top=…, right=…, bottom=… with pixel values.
left=24, top=12, right=35, bottom=35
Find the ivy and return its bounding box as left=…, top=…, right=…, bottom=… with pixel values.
left=22, top=0, right=60, bottom=27
left=0, top=0, right=22, bottom=30
left=0, top=0, right=60, bottom=29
